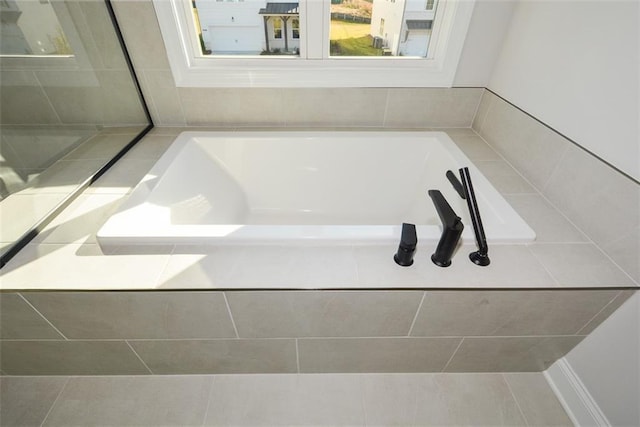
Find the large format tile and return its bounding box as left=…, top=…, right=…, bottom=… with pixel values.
left=362, top=373, right=526, bottom=426
left=447, top=133, right=501, bottom=161
left=281, top=88, right=387, bottom=127
left=226, top=291, right=423, bottom=338
left=0, top=377, right=68, bottom=427
left=577, top=290, right=636, bottom=334
left=479, top=93, right=571, bottom=191
left=204, top=374, right=366, bottom=426
left=504, top=373, right=573, bottom=426
left=123, top=134, right=176, bottom=160
left=179, top=88, right=285, bottom=126
left=298, top=337, right=461, bottom=373
left=505, top=194, right=589, bottom=243
left=33, top=194, right=125, bottom=245
left=158, top=245, right=358, bottom=288
left=474, top=160, right=537, bottom=195
left=110, top=0, right=171, bottom=70
left=0, top=243, right=170, bottom=290
left=410, top=290, right=619, bottom=337
left=444, top=336, right=585, bottom=372
left=139, top=69, right=186, bottom=126
left=24, top=292, right=236, bottom=339
left=130, top=339, right=297, bottom=374
left=528, top=243, right=635, bottom=286
left=0, top=340, right=149, bottom=375
left=0, top=194, right=68, bottom=245
left=385, top=88, right=482, bottom=128
left=43, top=376, right=211, bottom=427
left=542, top=142, right=640, bottom=282
left=84, top=158, right=155, bottom=194
left=0, top=293, right=64, bottom=339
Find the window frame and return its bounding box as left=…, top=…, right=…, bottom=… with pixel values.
left=153, top=0, right=475, bottom=88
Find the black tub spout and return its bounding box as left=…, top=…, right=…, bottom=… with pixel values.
left=428, top=190, right=464, bottom=267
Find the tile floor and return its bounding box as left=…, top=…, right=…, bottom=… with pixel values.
left=0, top=373, right=573, bottom=426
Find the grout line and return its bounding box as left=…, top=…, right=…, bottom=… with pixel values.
left=501, top=373, right=530, bottom=426
left=574, top=290, right=623, bottom=336
left=32, top=71, right=63, bottom=125
left=223, top=292, right=240, bottom=339
left=440, top=337, right=464, bottom=373
left=407, top=292, right=426, bottom=336
left=524, top=246, right=560, bottom=287
left=295, top=338, right=301, bottom=374
left=17, top=293, right=69, bottom=340
left=200, top=375, right=216, bottom=427
left=125, top=341, right=154, bottom=374
left=39, top=376, right=71, bottom=427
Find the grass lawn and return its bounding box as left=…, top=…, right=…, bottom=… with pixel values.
left=330, top=20, right=381, bottom=56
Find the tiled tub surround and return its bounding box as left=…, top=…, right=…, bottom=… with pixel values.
left=0, top=121, right=637, bottom=374
left=474, top=90, right=640, bottom=284
left=0, top=289, right=633, bottom=375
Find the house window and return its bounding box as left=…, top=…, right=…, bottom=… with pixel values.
left=154, top=0, right=476, bottom=87
left=273, top=18, right=282, bottom=39
left=426, top=0, right=435, bottom=10
left=292, top=18, right=299, bottom=39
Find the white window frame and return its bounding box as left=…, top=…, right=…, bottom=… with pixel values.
left=153, top=0, right=475, bottom=88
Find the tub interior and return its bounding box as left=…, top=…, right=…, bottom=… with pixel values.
left=98, top=132, right=535, bottom=246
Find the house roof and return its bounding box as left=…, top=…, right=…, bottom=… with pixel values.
left=259, top=2, right=299, bottom=15
left=406, top=20, right=433, bottom=30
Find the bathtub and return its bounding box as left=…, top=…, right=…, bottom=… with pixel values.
left=97, top=132, right=535, bottom=248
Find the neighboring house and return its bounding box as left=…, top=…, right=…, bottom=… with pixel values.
left=194, top=0, right=300, bottom=55
left=370, top=0, right=436, bottom=56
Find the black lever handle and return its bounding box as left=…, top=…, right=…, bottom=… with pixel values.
left=428, top=190, right=464, bottom=267
left=394, top=223, right=417, bottom=267
left=446, top=170, right=466, bottom=199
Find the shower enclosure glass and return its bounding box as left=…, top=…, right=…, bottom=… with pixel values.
left=0, top=0, right=151, bottom=264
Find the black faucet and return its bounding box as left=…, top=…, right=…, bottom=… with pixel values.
left=428, top=190, right=464, bottom=267
left=459, top=167, right=490, bottom=266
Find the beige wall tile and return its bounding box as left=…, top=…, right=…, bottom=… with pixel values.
left=76, top=1, right=129, bottom=70
left=204, top=374, right=366, bottom=426
left=44, top=376, right=211, bottom=427
left=528, top=243, right=635, bottom=286
left=24, top=292, right=237, bottom=339
left=0, top=377, right=68, bottom=427
left=415, top=374, right=526, bottom=426
left=543, top=143, right=640, bottom=282
left=410, top=290, right=620, bottom=337
left=140, top=70, right=186, bottom=126
left=444, top=336, right=585, bottom=372
left=226, top=291, right=423, bottom=338
left=471, top=89, right=494, bottom=132
left=0, top=86, right=60, bottom=125
left=447, top=133, right=501, bottom=161
left=179, top=88, right=286, bottom=126
left=130, top=339, right=297, bottom=374
left=0, top=293, right=64, bottom=339
left=577, top=290, right=636, bottom=334
left=0, top=340, right=149, bottom=375
left=385, top=88, right=482, bottom=128
left=504, top=194, right=589, bottom=243
left=298, top=337, right=461, bottom=373
left=504, top=373, right=573, bottom=426
left=111, top=0, right=171, bottom=71
left=474, top=160, right=537, bottom=195
left=281, top=88, right=387, bottom=127
left=479, top=94, right=570, bottom=190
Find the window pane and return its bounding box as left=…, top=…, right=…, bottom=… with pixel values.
left=329, top=0, right=437, bottom=57
left=192, top=0, right=300, bottom=56
left=0, top=0, right=73, bottom=56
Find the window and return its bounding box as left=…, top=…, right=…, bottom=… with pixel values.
left=426, top=0, right=435, bottom=11
left=379, top=18, right=384, bottom=37
left=273, top=18, right=282, bottom=38
left=154, top=0, right=476, bottom=87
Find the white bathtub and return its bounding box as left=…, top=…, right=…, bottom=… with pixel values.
left=97, top=132, right=535, bottom=248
